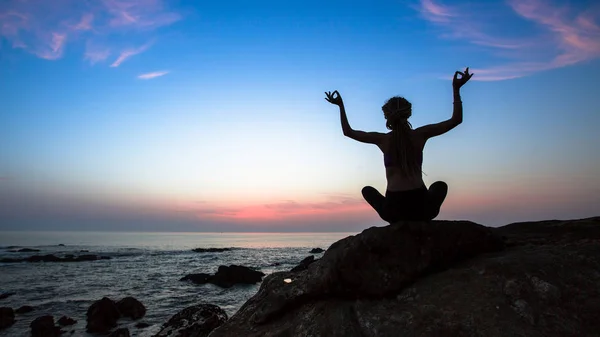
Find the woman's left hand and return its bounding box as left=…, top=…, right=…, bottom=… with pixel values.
left=325, top=90, right=344, bottom=106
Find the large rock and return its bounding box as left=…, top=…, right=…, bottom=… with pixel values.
left=181, top=266, right=265, bottom=288
left=0, top=307, right=15, bottom=329
left=87, top=297, right=120, bottom=333
left=116, top=297, right=146, bottom=320
left=154, top=304, right=228, bottom=337
left=209, top=218, right=600, bottom=337
left=290, top=255, right=317, bottom=272
left=30, top=315, right=62, bottom=337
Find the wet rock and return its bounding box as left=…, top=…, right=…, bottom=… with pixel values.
left=290, top=255, right=317, bottom=272
left=57, top=316, right=77, bottom=326
left=154, top=304, right=227, bottom=337
left=180, top=273, right=211, bottom=284
left=86, top=297, right=120, bottom=333
left=0, top=293, right=15, bottom=300
left=309, top=248, right=324, bottom=254
left=15, top=305, right=34, bottom=314
left=9, top=248, right=40, bottom=253
left=30, top=315, right=61, bottom=337
left=135, top=322, right=150, bottom=329
left=116, top=297, right=146, bottom=320
left=192, top=247, right=232, bottom=253
left=181, top=266, right=265, bottom=288
left=210, top=265, right=265, bottom=288
left=209, top=217, right=600, bottom=337
left=0, top=307, right=15, bottom=329
left=108, top=327, right=130, bottom=337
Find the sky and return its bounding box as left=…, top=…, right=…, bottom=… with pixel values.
left=0, top=0, right=599, bottom=232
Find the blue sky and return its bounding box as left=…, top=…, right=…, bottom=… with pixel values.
left=0, top=0, right=599, bottom=231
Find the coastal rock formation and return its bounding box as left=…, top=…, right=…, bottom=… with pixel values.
left=192, top=248, right=233, bottom=253
left=15, top=305, right=34, bottom=314
left=181, top=265, right=265, bottom=288
left=309, top=248, right=324, bottom=254
left=0, top=254, right=111, bottom=263
left=0, top=307, right=15, bottom=329
left=209, top=218, right=600, bottom=337
left=86, top=297, right=120, bottom=333
left=116, top=297, right=146, bottom=320
left=57, top=316, right=76, bottom=326
left=30, top=315, right=62, bottom=337
left=154, top=304, right=228, bottom=337
left=290, top=255, right=317, bottom=272
left=108, top=327, right=130, bottom=337
left=8, top=248, right=40, bottom=252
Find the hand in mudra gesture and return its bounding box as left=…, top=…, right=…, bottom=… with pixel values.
left=325, top=90, right=344, bottom=106
left=453, top=67, right=474, bottom=90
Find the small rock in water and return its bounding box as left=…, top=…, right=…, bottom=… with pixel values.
left=0, top=307, right=15, bottom=329
left=180, top=273, right=212, bottom=284
left=135, top=322, right=150, bottom=329
left=16, top=305, right=34, bottom=314
left=116, top=297, right=146, bottom=320
left=30, top=315, right=62, bottom=337
left=57, top=315, right=77, bottom=326
left=309, top=248, right=324, bottom=254
left=108, top=327, right=130, bottom=337
left=86, top=297, right=120, bottom=333
left=192, top=247, right=232, bottom=253
left=154, top=304, right=227, bottom=337
left=0, top=293, right=15, bottom=300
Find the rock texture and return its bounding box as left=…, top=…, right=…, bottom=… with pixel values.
left=154, top=304, right=228, bottom=337
left=181, top=265, right=265, bottom=288
left=30, top=315, right=62, bottom=337
left=209, top=218, right=600, bottom=337
left=116, top=297, right=146, bottom=320
left=0, top=307, right=15, bottom=329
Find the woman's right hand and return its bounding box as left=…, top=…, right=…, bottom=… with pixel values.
left=453, top=67, right=474, bottom=91
left=325, top=90, right=344, bottom=106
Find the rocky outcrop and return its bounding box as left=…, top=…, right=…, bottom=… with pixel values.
left=8, top=248, right=40, bottom=252
left=192, top=248, right=233, bottom=253
left=0, top=254, right=111, bottom=263
left=116, top=297, right=146, bottom=320
left=57, top=316, right=76, bottom=326
left=15, top=305, right=34, bottom=314
left=208, top=218, right=600, bottom=337
left=290, top=255, right=317, bottom=272
left=0, top=307, right=15, bottom=329
left=181, top=265, right=265, bottom=288
left=154, top=304, right=227, bottom=337
left=30, top=315, right=62, bottom=337
left=108, top=327, right=130, bottom=337
left=86, top=297, right=120, bottom=333
left=309, top=248, right=324, bottom=254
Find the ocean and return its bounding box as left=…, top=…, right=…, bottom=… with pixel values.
left=0, top=231, right=355, bottom=337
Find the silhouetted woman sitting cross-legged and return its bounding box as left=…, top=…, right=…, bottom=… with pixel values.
left=325, top=67, right=474, bottom=223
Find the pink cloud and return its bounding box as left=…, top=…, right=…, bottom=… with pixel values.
left=0, top=0, right=180, bottom=62
left=419, top=0, right=600, bottom=80
left=138, top=70, right=168, bottom=79
left=84, top=41, right=111, bottom=64
left=110, top=42, right=151, bottom=67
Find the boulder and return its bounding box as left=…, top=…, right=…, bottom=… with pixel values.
left=309, top=248, right=324, bottom=254
left=208, top=218, right=600, bottom=337
left=135, top=322, right=150, bottom=329
left=154, top=304, right=227, bottom=337
left=108, top=327, right=130, bottom=337
left=15, top=305, right=34, bottom=314
left=86, top=297, right=120, bottom=333
left=181, top=266, right=265, bottom=288
left=30, top=315, right=62, bottom=337
left=192, top=248, right=232, bottom=253
left=116, top=297, right=146, bottom=320
left=0, top=307, right=15, bottom=329
left=290, top=255, right=317, bottom=272
left=210, top=265, right=265, bottom=288
left=57, top=316, right=76, bottom=326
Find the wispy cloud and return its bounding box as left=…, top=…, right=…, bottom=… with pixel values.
left=84, top=41, right=111, bottom=64
left=138, top=71, right=169, bottom=79
left=418, top=0, right=600, bottom=80
left=110, top=42, right=151, bottom=67
left=0, top=0, right=180, bottom=63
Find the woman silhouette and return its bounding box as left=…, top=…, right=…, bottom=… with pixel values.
left=325, top=68, right=473, bottom=222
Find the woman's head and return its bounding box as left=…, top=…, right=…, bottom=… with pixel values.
left=382, top=96, right=412, bottom=130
